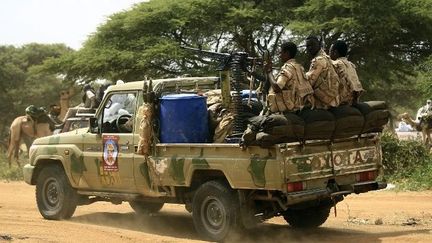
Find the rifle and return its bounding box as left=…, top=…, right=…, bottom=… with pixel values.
left=256, top=40, right=271, bottom=104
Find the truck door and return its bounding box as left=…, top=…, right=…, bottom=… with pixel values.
left=82, top=91, right=137, bottom=192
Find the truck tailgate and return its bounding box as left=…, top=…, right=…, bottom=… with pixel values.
left=282, top=137, right=381, bottom=182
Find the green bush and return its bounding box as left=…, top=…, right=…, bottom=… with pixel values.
left=402, top=162, right=432, bottom=190
left=381, top=132, right=432, bottom=190
left=0, top=153, right=24, bottom=181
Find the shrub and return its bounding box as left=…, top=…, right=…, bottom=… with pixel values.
left=0, top=154, right=24, bottom=181
left=381, top=132, right=432, bottom=190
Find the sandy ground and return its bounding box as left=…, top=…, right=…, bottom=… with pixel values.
left=0, top=181, right=431, bottom=243
left=396, top=131, right=421, bottom=141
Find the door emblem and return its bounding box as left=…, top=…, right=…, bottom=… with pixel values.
left=103, top=135, right=119, bottom=172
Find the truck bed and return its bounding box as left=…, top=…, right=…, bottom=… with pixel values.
left=148, top=134, right=383, bottom=193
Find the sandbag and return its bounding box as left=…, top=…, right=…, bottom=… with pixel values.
left=298, top=109, right=335, bottom=140
left=247, top=114, right=289, bottom=133
left=330, top=105, right=364, bottom=138
left=213, top=112, right=235, bottom=143
left=264, top=113, right=304, bottom=141
left=242, top=113, right=304, bottom=147
left=255, top=132, right=286, bottom=148
left=363, top=109, right=390, bottom=133
left=208, top=103, right=224, bottom=139
left=353, top=101, right=390, bottom=133
left=354, top=101, right=387, bottom=114
left=241, top=125, right=258, bottom=146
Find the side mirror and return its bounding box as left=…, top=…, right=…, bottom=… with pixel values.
left=89, top=117, right=100, bottom=133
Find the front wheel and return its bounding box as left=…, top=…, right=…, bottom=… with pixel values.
left=36, top=165, right=78, bottom=220
left=192, top=180, right=239, bottom=242
left=129, top=201, right=164, bottom=214
left=283, top=204, right=331, bottom=228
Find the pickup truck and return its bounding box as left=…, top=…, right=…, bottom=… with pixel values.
left=23, top=76, right=387, bottom=241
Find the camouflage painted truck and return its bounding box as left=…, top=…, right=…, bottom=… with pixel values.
left=23, top=77, right=387, bottom=241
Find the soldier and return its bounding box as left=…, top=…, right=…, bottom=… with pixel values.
left=330, top=40, right=364, bottom=105
left=82, top=84, right=97, bottom=109
left=48, top=104, right=62, bottom=125
left=95, top=83, right=112, bottom=108
left=416, top=99, right=432, bottom=122
left=305, top=36, right=341, bottom=109
left=264, top=41, right=314, bottom=113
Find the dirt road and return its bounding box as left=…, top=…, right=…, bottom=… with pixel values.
left=0, top=181, right=431, bottom=242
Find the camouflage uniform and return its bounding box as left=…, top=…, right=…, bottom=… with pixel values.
left=268, top=59, right=314, bottom=112
left=306, top=49, right=340, bottom=109
left=332, top=57, right=364, bottom=104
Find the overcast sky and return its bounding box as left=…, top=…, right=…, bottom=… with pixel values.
left=0, top=0, right=144, bottom=50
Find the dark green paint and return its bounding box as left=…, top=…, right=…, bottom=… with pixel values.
left=70, top=153, right=86, bottom=174
left=169, top=155, right=185, bottom=185
left=140, top=162, right=152, bottom=187
left=292, top=157, right=312, bottom=173
left=46, top=136, right=61, bottom=155
left=70, top=152, right=86, bottom=185
left=94, top=158, right=102, bottom=176
left=192, top=148, right=210, bottom=168
left=248, top=155, right=268, bottom=187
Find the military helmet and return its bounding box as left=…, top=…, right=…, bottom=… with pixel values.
left=25, top=105, right=45, bottom=118
left=25, top=105, right=38, bottom=117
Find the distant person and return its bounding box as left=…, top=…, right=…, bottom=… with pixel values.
left=416, top=99, right=432, bottom=122
left=264, top=41, right=314, bottom=112
left=82, top=84, right=97, bottom=109
left=48, top=104, right=62, bottom=124
left=25, top=105, right=56, bottom=132
left=396, top=121, right=413, bottom=132
left=305, top=36, right=341, bottom=109
left=330, top=40, right=364, bottom=105
left=95, top=83, right=112, bottom=107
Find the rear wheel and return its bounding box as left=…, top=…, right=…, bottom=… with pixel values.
left=36, top=165, right=78, bottom=220
left=192, top=180, right=239, bottom=242
left=283, top=204, right=331, bottom=228
left=129, top=201, right=164, bottom=214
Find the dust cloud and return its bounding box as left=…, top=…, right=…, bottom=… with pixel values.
left=1, top=182, right=432, bottom=242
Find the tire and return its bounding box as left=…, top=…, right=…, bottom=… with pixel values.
left=129, top=201, right=164, bottom=214
left=192, top=180, right=239, bottom=242
left=36, top=165, right=78, bottom=220
left=283, top=204, right=331, bottom=228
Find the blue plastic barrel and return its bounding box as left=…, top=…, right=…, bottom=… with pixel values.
left=160, top=94, right=209, bottom=143
left=241, top=90, right=257, bottom=99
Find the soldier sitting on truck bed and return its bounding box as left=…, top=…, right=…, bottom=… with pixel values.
left=330, top=40, right=364, bottom=105
left=264, top=41, right=314, bottom=113
left=305, top=36, right=341, bottom=109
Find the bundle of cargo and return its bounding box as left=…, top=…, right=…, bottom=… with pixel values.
left=241, top=101, right=390, bottom=147
left=208, top=98, right=263, bottom=143
left=330, top=105, right=365, bottom=139
left=298, top=109, right=335, bottom=140
left=353, top=101, right=390, bottom=133
left=243, top=113, right=304, bottom=147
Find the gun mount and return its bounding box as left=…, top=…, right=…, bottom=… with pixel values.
left=181, top=46, right=261, bottom=136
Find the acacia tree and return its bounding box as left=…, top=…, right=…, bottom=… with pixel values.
left=289, top=0, right=432, bottom=107
left=42, top=0, right=432, bottom=110
left=43, top=0, right=298, bottom=82
left=0, top=43, right=73, bottom=137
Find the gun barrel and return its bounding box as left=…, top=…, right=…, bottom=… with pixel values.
left=181, top=45, right=263, bottom=69
left=180, top=46, right=230, bottom=59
